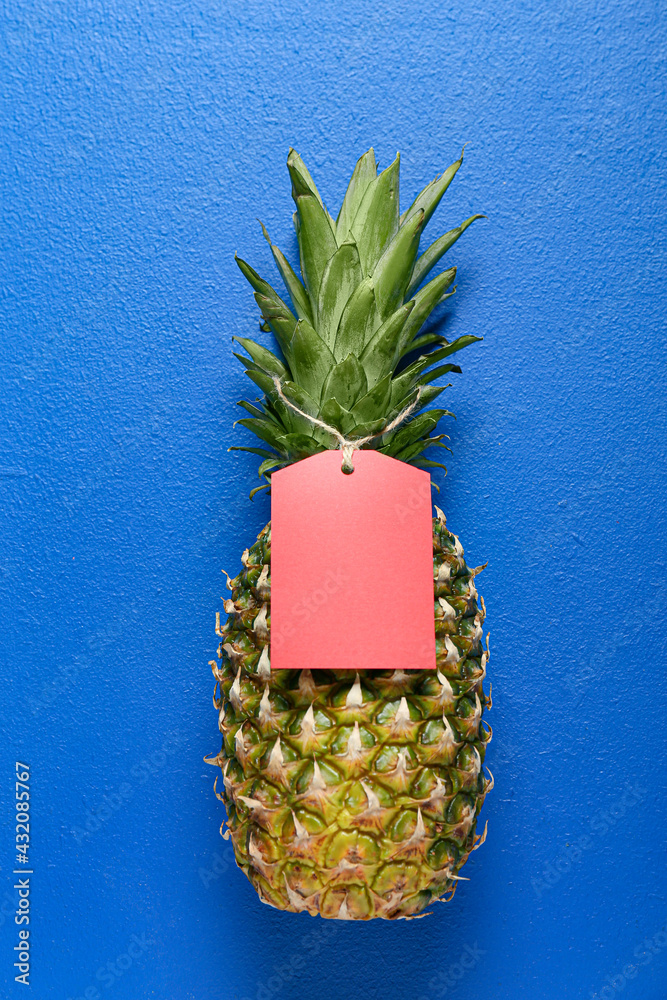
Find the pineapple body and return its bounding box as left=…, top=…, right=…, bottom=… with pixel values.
left=210, top=145, right=492, bottom=918
left=211, top=512, right=491, bottom=920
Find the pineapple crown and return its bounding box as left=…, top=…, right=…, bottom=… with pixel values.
left=232, top=147, right=484, bottom=496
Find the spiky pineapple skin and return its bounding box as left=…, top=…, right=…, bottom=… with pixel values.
left=210, top=513, right=491, bottom=920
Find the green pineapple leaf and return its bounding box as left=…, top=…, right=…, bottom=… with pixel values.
left=416, top=433, right=452, bottom=452
left=239, top=372, right=306, bottom=436
left=259, top=221, right=314, bottom=323
left=233, top=337, right=288, bottom=378
left=350, top=155, right=400, bottom=275
left=249, top=482, right=271, bottom=499
left=278, top=379, right=321, bottom=419
left=336, top=148, right=377, bottom=240
left=233, top=146, right=483, bottom=480
left=391, top=441, right=433, bottom=462
left=236, top=417, right=288, bottom=452
left=372, top=209, right=424, bottom=321
left=237, top=400, right=266, bottom=419
left=359, top=302, right=414, bottom=384
left=321, top=353, right=368, bottom=411
left=400, top=151, right=463, bottom=229
left=412, top=457, right=449, bottom=471
left=406, top=335, right=483, bottom=378
left=350, top=374, right=393, bottom=422
left=407, top=214, right=485, bottom=296
left=333, top=278, right=377, bottom=361
left=288, top=319, right=337, bottom=400
left=349, top=417, right=388, bottom=437
left=319, top=397, right=356, bottom=436
left=316, top=242, right=363, bottom=349
left=236, top=257, right=297, bottom=354
left=241, top=366, right=282, bottom=398
left=280, top=431, right=322, bottom=458
left=287, top=147, right=326, bottom=206
left=398, top=268, right=457, bottom=354
left=293, top=194, right=338, bottom=302
left=235, top=256, right=295, bottom=323
left=384, top=410, right=448, bottom=454
left=400, top=332, right=449, bottom=358
left=253, top=295, right=298, bottom=355
left=228, top=445, right=280, bottom=459
left=257, top=457, right=286, bottom=477
left=417, top=363, right=463, bottom=386
left=413, top=384, right=447, bottom=407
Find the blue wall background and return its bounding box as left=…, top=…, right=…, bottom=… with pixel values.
left=1, top=1, right=666, bottom=998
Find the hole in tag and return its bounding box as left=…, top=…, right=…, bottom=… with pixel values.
left=341, top=445, right=355, bottom=475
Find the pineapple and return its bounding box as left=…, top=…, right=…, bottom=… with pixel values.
left=208, top=147, right=492, bottom=920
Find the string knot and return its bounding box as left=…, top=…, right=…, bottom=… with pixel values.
left=271, top=377, right=423, bottom=473
left=340, top=443, right=356, bottom=475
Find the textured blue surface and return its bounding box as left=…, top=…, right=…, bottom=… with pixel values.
left=1, top=1, right=666, bottom=998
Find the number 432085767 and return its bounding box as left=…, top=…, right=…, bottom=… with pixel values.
left=15, top=763, right=30, bottom=857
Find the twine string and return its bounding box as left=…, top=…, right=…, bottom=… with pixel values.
left=271, top=377, right=423, bottom=473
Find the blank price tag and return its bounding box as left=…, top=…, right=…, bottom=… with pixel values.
left=270, top=450, right=435, bottom=671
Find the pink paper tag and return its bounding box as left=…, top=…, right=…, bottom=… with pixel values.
left=270, top=450, right=435, bottom=671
